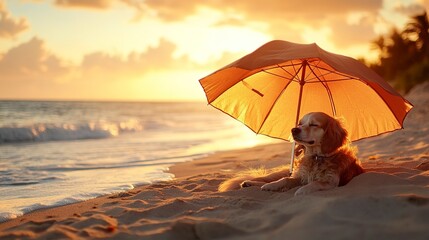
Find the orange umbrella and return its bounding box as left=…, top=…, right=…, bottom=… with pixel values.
left=199, top=40, right=413, bottom=171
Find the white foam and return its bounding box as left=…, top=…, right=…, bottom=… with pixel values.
left=0, top=120, right=146, bottom=144
left=0, top=212, right=21, bottom=223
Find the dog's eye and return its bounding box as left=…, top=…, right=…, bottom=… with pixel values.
left=309, top=124, right=318, bottom=127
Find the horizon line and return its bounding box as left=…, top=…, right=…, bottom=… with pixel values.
left=0, top=98, right=206, bottom=103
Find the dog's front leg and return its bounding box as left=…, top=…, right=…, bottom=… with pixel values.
left=261, top=177, right=301, bottom=192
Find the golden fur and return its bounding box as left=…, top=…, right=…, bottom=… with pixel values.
left=218, top=112, right=364, bottom=196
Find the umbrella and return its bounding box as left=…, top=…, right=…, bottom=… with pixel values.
left=199, top=40, right=413, bottom=172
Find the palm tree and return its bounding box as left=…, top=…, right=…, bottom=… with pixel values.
left=370, top=11, right=429, bottom=91
left=383, top=29, right=415, bottom=80
left=403, top=11, right=429, bottom=59
left=371, top=36, right=387, bottom=58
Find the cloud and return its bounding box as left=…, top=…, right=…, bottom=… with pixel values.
left=141, top=0, right=383, bottom=22
left=134, top=0, right=384, bottom=52
left=0, top=36, right=204, bottom=99
left=0, top=34, right=243, bottom=100
left=0, top=36, right=186, bottom=82
left=0, top=37, right=69, bottom=82
left=47, top=0, right=388, bottom=53
left=0, top=0, right=29, bottom=39
left=54, top=0, right=146, bottom=21
left=50, top=0, right=384, bottom=24
left=329, top=14, right=377, bottom=48
left=79, top=38, right=181, bottom=80
left=393, top=2, right=428, bottom=16
left=54, top=0, right=112, bottom=9
left=141, top=0, right=198, bottom=21
left=119, top=0, right=147, bottom=21
left=0, top=36, right=182, bottom=78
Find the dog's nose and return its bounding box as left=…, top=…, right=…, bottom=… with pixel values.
left=291, top=127, right=301, bottom=136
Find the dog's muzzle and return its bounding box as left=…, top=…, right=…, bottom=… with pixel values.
left=291, top=127, right=301, bottom=136
left=291, top=127, right=315, bottom=145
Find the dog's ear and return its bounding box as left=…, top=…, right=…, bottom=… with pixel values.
left=321, top=117, right=348, bottom=154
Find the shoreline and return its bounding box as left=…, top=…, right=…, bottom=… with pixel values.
left=0, top=142, right=288, bottom=231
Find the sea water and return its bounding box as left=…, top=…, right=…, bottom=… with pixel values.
left=0, top=101, right=275, bottom=222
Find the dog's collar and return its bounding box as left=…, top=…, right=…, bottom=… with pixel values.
left=312, top=154, right=326, bottom=161
left=312, top=150, right=339, bottom=161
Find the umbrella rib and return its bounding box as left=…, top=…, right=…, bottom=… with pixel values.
left=262, top=69, right=297, bottom=82
left=307, top=64, right=337, bottom=116
left=279, top=65, right=297, bottom=80
left=261, top=62, right=302, bottom=79
left=308, top=62, right=357, bottom=80
left=280, top=62, right=301, bottom=82
left=306, top=78, right=356, bottom=83
left=290, top=61, right=302, bottom=82
left=263, top=62, right=301, bottom=70
left=286, top=63, right=304, bottom=84
left=305, top=62, right=357, bottom=83
left=256, top=64, right=304, bottom=134
left=306, top=65, right=350, bottom=81
left=262, top=62, right=302, bottom=83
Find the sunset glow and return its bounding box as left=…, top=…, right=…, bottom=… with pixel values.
left=0, top=0, right=427, bottom=101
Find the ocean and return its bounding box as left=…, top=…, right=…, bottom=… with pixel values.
left=0, top=100, right=275, bottom=222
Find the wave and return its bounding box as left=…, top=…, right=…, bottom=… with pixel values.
left=0, top=120, right=144, bottom=144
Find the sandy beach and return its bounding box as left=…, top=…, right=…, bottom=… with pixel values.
left=0, top=82, right=428, bottom=239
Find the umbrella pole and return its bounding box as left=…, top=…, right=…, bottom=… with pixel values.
left=290, top=60, right=307, bottom=175
left=289, top=141, right=296, bottom=174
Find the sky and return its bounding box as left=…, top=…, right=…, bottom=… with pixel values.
left=0, top=0, right=427, bottom=101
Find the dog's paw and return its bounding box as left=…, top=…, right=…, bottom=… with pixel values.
left=261, top=182, right=283, bottom=191
left=240, top=181, right=253, bottom=188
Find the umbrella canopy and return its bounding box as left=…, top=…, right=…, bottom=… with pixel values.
left=199, top=40, right=413, bottom=142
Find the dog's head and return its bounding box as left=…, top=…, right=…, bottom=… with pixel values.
left=291, top=112, right=348, bottom=154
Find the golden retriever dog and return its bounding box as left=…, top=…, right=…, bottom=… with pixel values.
left=218, top=112, right=364, bottom=196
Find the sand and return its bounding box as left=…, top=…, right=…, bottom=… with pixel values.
left=1, top=82, right=428, bottom=239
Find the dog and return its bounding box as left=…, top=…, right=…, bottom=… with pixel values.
left=218, top=112, right=364, bottom=196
